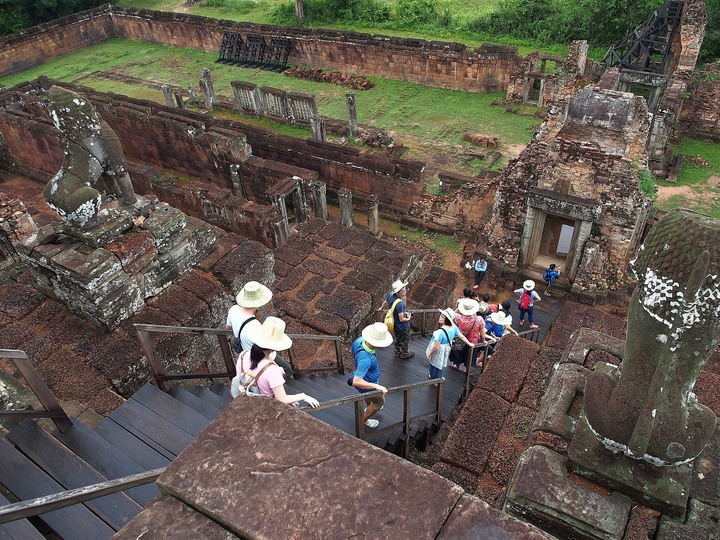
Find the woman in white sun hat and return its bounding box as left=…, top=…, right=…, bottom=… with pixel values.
left=426, top=308, right=473, bottom=380
left=451, top=298, right=488, bottom=371
left=514, top=279, right=541, bottom=329
left=233, top=316, right=319, bottom=408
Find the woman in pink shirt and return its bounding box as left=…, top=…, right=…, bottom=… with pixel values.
left=452, top=298, right=488, bottom=370
left=233, top=317, right=319, bottom=407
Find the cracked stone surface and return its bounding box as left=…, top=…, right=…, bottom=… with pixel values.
left=159, top=397, right=464, bottom=538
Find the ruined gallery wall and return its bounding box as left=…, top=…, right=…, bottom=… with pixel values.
left=678, top=62, right=720, bottom=143
left=0, top=6, right=520, bottom=94
left=111, top=8, right=520, bottom=93
left=0, top=8, right=114, bottom=78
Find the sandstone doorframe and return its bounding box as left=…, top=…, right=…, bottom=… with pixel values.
left=266, top=175, right=309, bottom=239
left=519, top=188, right=601, bottom=281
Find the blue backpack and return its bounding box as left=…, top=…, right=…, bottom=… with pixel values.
left=543, top=268, right=552, bottom=282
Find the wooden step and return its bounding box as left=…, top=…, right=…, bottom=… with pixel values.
left=0, top=438, right=115, bottom=540
left=168, top=384, right=223, bottom=420
left=209, top=382, right=233, bottom=405
left=94, top=419, right=172, bottom=470
left=188, top=385, right=230, bottom=411
left=108, top=399, right=195, bottom=458
left=6, top=420, right=142, bottom=531
left=131, top=383, right=212, bottom=436
left=0, top=491, right=45, bottom=539
left=52, top=418, right=160, bottom=506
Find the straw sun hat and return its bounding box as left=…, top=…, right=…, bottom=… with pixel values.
left=246, top=316, right=293, bottom=351
left=362, top=322, right=394, bottom=348
left=391, top=279, right=408, bottom=293
left=457, top=299, right=480, bottom=316
left=523, top=280, right=536, bottom=291
left=236, top=281, right=273, bottom=308
left=490, top=311, right=509, bottom=326
left=438, top=307, right=456, bottom=322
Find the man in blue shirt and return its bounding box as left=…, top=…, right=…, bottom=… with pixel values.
left=352, top=322, right=394, bottom=428
left=383, top=279, right=414, bottom=359
left=473, top=257, right=488, bottom=290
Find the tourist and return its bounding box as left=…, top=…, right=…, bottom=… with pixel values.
left=482, top=293, right=498, bottom=313
left=427, top=308, right=473, bottom=380
left=456, top=287, right=477, bottom=309
left=351, top=322, right=394, bottom=428
left=515, top=280, right=541, bottom=329
left=452, top=299, right=487, bottom=371
left=498, top=300, right=519, bottom=336
left=383, top=279, right=414, bottom=359
left=233, top=317, right=319, bottom=407
left=543, top=264, right=560, bottom=296
left=225, top=281, right=293, bottom=378
left=485, top=310, right=511, bottom=356
left=473, top=257, right=488, bottom=290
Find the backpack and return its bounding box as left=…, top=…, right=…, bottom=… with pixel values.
left=230, top=353, right=274, bottom=398
left=519, top=290, right=532, bottom=310
left=231, top=316, right=257, bottom=353
left=543, top=269, right=552, bottom=282
left=384, top=298, right=402, bottom=332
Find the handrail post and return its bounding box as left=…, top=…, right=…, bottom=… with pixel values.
left=217, top=333, right=236, bottom=377
left=334, top=338, right=345, bottom=375
left=402, top=389, right=411, bottom=458
left=0, top=350, right=72, bottom=433
left=463, top=347, right=471, bottom=399
left=354, top=400, right=365, bottom=439
left=436, top=379, right=443, bottom=423
left=133, top=325, right=170, bottom=392
left=286, top=346, right=297, bottom=378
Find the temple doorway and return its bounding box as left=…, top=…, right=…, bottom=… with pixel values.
left=532, top=214, right=575, bottom=271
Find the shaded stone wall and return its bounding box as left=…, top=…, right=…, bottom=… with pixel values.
left=484, top=88, right=651, bottom=291
left=0, top=6, right=520, bottom=94
left=648, top=0, right=707, bottom=176
left=678, top=62, right=720, bottom=143
left=0, top=7, right=113, bottom=77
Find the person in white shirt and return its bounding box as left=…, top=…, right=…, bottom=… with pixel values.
left=226, top=281, right=293, bottom=378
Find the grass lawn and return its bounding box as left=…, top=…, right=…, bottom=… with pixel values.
left=655, top=138, right=720, bottom=220
left=0, top=38, right=541, bottom=175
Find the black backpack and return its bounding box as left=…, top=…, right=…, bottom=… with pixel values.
left=231, top=316, right=257, bottom=353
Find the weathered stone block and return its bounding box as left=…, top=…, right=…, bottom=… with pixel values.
left=478, top=336, right=539, bottom=402
left=440, top=493, right=554, bottom=539
left=49, top=243, right=123, bottom=289
left=568, top=415, right=693, bottom=518
left=141, top=203, right=187, bottom=251
left=559, top=327, right=624, bottom=367
left=656, top=499, right=720, bottom=539
left=66, top=205, right=134, bottom=247
left=106, top=229, right=158, bottom=275
left=691, top=428, right=720, bottom=507
left=533, top=362, right=590, bottom=441
left=158, top=397, right=464, bottom=539
left=506, top=445, right=632, bottom=540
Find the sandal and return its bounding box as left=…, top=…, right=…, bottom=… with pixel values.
left=530, top=324, right=539, bottom=329
left=365, top=419, right=379, bottom=428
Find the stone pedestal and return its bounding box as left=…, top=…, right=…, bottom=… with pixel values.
left=568, top=413, right=693, bottom=518
left=16, top=201, right=217, bottom=330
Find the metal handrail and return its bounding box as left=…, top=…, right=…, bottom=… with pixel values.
left=0, top=349, right=72, bottom=432
left=133, top=324, right=345, bottom=391
left=298, top=378, right=444, bottom=458
left=0, top=468, right=164, bottom=524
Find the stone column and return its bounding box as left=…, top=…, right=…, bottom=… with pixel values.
left=346, top=93, right=359, bottom=137
left=188, top=83, right=197, bottom=104
left=309, top=179, right=327, bottom=220
left=200, top=68, right=215, bottom=110
left=174, top=93, right=185, bottom=109
left=229, top=164, right=246, bottom=199
left=338, top=188, right=353, bottom=228
left=310, top=115, right=326, bottom=142
left=162, top=85, right=175, bottom=107
left=366, top=194, right=380, bottom=236
left=291, top=177, right=308, bottom=224
left=269, top=210, right=289, bottom=248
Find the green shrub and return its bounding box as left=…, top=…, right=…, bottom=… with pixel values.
left=639, top=169, right=657, bottom=200
left=393, top=0, right=438, bottom=27
left=202, top=0, right=257, bottom=12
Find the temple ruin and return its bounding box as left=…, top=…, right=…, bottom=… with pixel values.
left=0, top=0, right=719, bottom=537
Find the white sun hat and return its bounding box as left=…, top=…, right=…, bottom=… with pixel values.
left=246, top=316, right=293, bottom=351
left=457, top=299, right=480, bottom=316
left=362, top=322, right=394, bottom=348
left=236, top=281, right=273, bottom=308
left=523, top=279, right=536, bottom=291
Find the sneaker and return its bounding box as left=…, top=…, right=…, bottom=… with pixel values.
left=458, top=364, right=467, bottom=372
left=544, top=292, right=552, bottom=296
left=530, top=324, right=539, bottom=329
left=399, top=351, right=415, bottom=359
left=365, top=419, right=379, bottom=428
